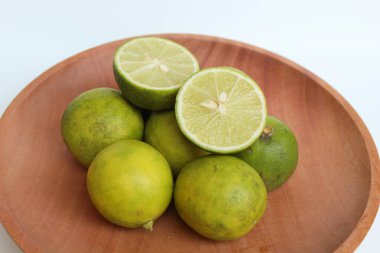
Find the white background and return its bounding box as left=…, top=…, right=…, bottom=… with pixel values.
left=0, top=0, right=379, bottom=252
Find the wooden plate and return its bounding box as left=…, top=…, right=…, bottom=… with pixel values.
left=0, top=34, right=379, bottom=253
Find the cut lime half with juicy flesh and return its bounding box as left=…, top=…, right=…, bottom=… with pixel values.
left=114, top=37, right=199, bottom=110
left=175, top=67, right=267, bottom=154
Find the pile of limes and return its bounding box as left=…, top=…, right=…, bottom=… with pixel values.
left=61, top=37, right=298, bottom=240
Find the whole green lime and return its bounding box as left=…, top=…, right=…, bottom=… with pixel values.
left=87, top=140, right=173, bottom=230
left=61, top=88, right=144, bottom=167
left=144, top=110, right=208, bottom=176
left=235, top=116, right=298, bottom=191
left=174, top=155, right=267, bottom=240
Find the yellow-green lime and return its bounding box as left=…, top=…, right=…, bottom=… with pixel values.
left=236, top=116, right=298, bottom=191
left=61, top=88, right=143, bottom=167
left=113, top=37, right=199, bottom=110
left=174, top=155, right=267, bottom=240
left=87, top=140, right=173, bottom=230
left=175, top=67, right=267, bottom=154
left=145, top=110, right=208, bottom=176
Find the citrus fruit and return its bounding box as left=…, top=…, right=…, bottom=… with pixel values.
left=87, top=140, right=173, bottom=230
left=235, top=116, right=298, bottom=191
left=113, top=37, right=199, bottom=110
left=145, top=110, right=208, bottom=176
left=60, top=88, right=143, bottom=167
left=175, top=67, right=267, bottom=154
left=174, top=155, right=267, bottom=240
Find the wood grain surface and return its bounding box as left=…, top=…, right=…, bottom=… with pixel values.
left=0, top=34, right=379, bottom=253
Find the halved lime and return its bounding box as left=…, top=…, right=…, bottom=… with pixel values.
left=175, top=67, right=267, bottom=154
left=113, top=37, right=199, bottom=110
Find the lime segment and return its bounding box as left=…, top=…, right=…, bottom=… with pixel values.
left=175, top=67, right=267, bottom=154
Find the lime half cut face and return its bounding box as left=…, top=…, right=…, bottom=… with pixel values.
left=113, top=37, right=199, bottom=110
left=175, top=67, right=267, bottom=154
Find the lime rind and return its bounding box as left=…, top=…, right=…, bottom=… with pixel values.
left=175, top=67, right=267, bottom=154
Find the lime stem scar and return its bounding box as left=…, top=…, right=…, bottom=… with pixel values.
left=142, top=220, right=154, bottom=231
left=261, top=125, right=273, bottom=140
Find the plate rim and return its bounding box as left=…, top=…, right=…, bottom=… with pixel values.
left=0, top=33, right=378, bottom=253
